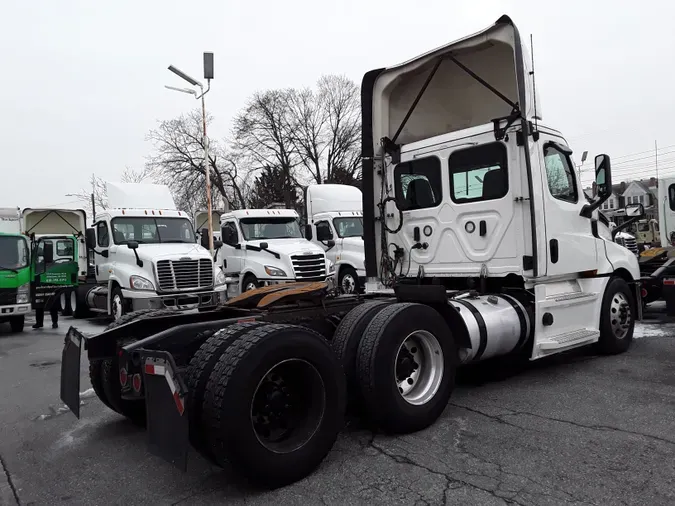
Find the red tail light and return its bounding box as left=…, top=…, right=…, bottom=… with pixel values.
left=641, top=288, right=648, bottom=297
left=132, top=374, right=142, bottom=392
left=119, top=368, right=128, bottom=387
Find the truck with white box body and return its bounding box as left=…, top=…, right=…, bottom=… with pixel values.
left=69, top=182, right=226, bottom=321
left=0, top=207, right=30, bottom=331
left=305, top=184, right=365, bottom=293
left=60, top=15, right=641, bottom=490
left=216, top=208, right=333, bottom=296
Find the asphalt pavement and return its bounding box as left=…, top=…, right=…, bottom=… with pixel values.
left=1, top=312, right=675, bottom=506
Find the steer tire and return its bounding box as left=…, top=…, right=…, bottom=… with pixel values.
left=331, top=301, right=391, bottom=410
left=356, top=303, right=456, bottom=434
left=597, top=277, right=635, bottom=355
left=202, top=323, right=346, bottom=488
left=186, top=321, right=264, bottom=463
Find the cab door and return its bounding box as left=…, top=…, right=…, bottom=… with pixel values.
left=219, top=220, right=243, bottom=274
left=537, top=136, right=598, bottom=276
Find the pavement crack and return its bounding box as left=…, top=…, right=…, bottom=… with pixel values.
left=451, top=402, right=675, bottom=447
left=0, top=452, right=20, bottom=505
left=366, top=433, right=528, bottom=506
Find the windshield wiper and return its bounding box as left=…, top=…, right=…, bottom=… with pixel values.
left=162, top=240, right=192, bottom=243
left=0, top=265, right=18, bottom=273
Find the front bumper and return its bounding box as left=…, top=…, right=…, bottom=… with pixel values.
left=0, top=303, right=31, bottom=320
left=121, top=286, right=227, bottom=312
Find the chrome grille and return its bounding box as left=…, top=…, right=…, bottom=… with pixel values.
left=617, top=236, right=639, bottom=255
left=291, top=253, right=326, bottom=281
left=156, top=259, right=214, bottom=292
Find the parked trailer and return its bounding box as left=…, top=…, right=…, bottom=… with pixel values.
left=60, top=15, right=641, bottom=488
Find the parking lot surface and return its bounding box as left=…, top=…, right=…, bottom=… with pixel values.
left=1, top=314, right=674, bottom=505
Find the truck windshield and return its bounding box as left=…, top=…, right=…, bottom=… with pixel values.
left=0, top=235, right=29, bottom=271
left=240, top=217, right=302, bottom=240
left=110, top=217, right=195, bottom=244
left=333, top=217, right=363, bottom=238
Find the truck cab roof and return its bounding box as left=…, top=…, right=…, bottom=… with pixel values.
left=221, top=209, right=299, bottom=223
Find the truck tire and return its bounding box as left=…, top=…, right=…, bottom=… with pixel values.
left=242, top=274, right=260, bottom=292
left=356, top=303, right=456, bottom=434
left=71, top=286, right=92, bottom=319
left=186, top=321, right=264, bottom=463
left=92, top=308, right=177, bottom=421
left=597, top=277, right=635, bottom=355
left=338, top=266, right=359, bottom=294
left=60, top=290, right=73, bottom=316
left=331, top=301, right=391, bottom=407
left=111, top=285, right=126, bottom=321
left=9, top=316, right=24, bottom=333
left=203, top=323, right=346, bottom=488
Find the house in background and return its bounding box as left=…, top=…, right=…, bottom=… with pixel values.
left=588, top=177, right=659, bottom=225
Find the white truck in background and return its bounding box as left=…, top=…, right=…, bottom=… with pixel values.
left=304, top=184, right=365, bottom=293
left=67, top=182, right=226, bottom=321
left=194, top=209, right=225, bottom=245
left=216, top=208, right=333, bottom=297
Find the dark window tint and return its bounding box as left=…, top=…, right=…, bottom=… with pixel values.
left=222, top=222, right=239, bottom=246
left=543, top=143, right=578, bottom=203
left=96, top=222, right=109, bottom=248
left=669, top=184, right=675, bottom=212
left=449, top=143, right=508, bottom=203
left=394, top=156, right=442, bottom=210
left=315, top=220, right=334, bottom=241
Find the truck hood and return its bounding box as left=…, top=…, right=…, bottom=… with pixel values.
left=125, top=243, right=212, bottom=262
left=248, top=238, right=325, bottom=257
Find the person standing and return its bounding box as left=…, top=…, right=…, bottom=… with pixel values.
left=33, top=301, right=59, bottom=329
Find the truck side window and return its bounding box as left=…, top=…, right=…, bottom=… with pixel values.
left=449, top=142, right=508, bottom=203
left=394, top=156, right=442, bottom=210
left=669, top=184, right=675, bottom=211
left=315, top=221, right=333, bottom=241
left=543, top=143, right=578, bottom=203
left=96, top=222, right=109, bottom=248
left=222, top=222, right=239, bottom=246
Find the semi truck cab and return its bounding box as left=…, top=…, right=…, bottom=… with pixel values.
left=216, top=208, right=333, bottom=296
left=305, top=184, right=365, bottom=293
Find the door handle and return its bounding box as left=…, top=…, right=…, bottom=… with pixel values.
left=550, top=239, right=559, bottom=264
left=479, top=220, right=487, bottom=236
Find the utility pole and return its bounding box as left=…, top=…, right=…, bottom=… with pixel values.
left=655, top=140, right=659, bottom=179
left=165, top=53, right=215, bottom=256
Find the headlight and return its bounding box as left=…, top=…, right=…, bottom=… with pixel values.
left=264, top=265, right=287, bottom=277
left=129, top=275, right=155, bottom=291
left=215, top=268, right=226, bottom=286
left=16, top=282, right=29, bottom=304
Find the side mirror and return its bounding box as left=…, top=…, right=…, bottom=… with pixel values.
left=126, top=241, right=139, bottom=250
left=200, top=228, right=209, bottom=249
left=44, top=242, right=54, bottom=264
left=326, top=239, right=336, bottom=248
left=85, top=228, right=96, bottom=250
left=213, top=240, right=223, bottom=249
left=316, top=226, right=333, bottom=242
left=260, top=242, right=269, bottom=250
left=594, top=154, right=612, bottom=198
left=304, top=224, right=313, bottom=241
left=625, top=203, right=645, bottom=218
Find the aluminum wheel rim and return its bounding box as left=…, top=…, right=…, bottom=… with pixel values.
left=610, top=292, right=631, bottom=339
left=341, top=273, right=356, bottom=294
left=394, top=330, right=444, bottom=406
left=60, top=292, right=67, bottom=310
left=245, top=282, right=257, bottom=292
left=112, top=294, right=123, bottom=321
left=70, top=291, right=77, bottom=312
left=250, top=358, right=326, bottom=454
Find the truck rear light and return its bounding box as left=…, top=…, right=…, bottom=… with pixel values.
left=641, top=287, right=648, bottom=297
left=132, top=373, right=142, bottom=392
left=119, top=367, right=128, bottom=387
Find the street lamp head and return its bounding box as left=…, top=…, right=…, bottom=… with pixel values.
left=168, top=65, right=200, bottom=87
left=203, top=52, right=214, bottom=80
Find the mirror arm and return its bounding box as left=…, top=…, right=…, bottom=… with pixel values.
left=580, top=192, right=610, bottom=219
left=611, top=216, right=642, bottom=240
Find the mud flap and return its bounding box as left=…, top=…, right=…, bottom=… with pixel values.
left=60, top=326, right=83, bottom=418
left=140, top=349, right=189, bottom=472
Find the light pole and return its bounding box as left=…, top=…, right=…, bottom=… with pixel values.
left=165, top=52, right=215, bottom=256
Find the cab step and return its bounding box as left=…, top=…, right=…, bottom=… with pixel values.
left=537, top=328, right=600, bottom=351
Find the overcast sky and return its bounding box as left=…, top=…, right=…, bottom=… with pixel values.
left=2, top=0, right=674, bottom=208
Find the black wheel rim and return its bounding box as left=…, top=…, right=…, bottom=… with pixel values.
left=250, top=359, right=326, bottom=454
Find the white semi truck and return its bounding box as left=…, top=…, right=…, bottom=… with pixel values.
left=68, top=182, right=227, bottom=321
left=216, top=208, right=333, bottom=296
left=305, top=184, right=365, bottom=293
left=61, top=15, right=642, bottom=490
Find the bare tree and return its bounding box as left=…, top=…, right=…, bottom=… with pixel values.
left=145, top=109, right=250, bottom=213
left=70, top=167, right=150, bottom=219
